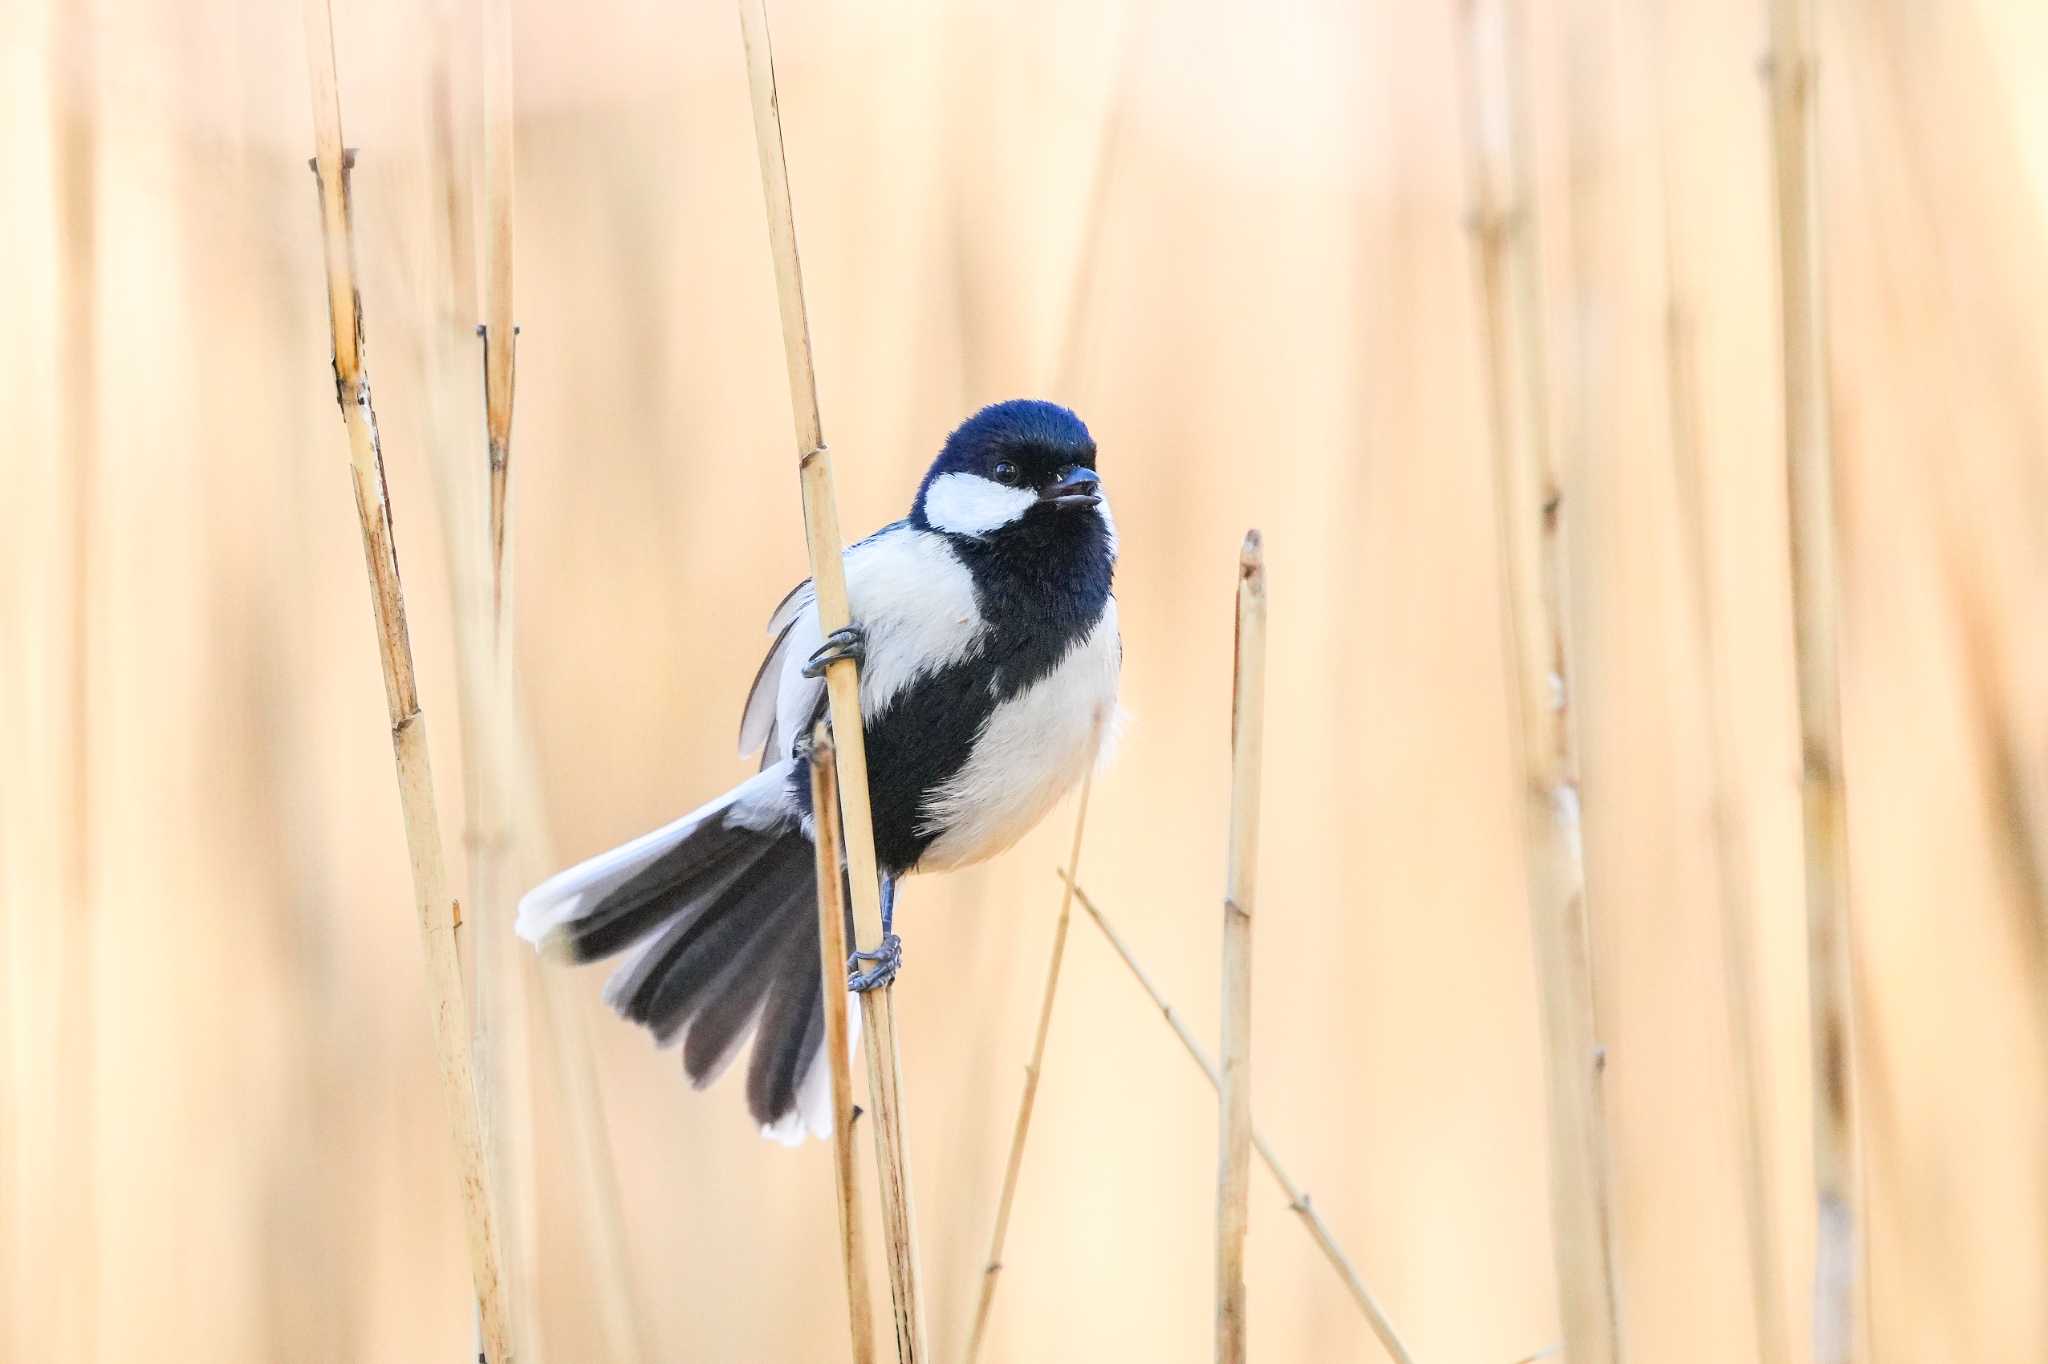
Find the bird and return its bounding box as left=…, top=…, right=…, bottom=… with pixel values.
left=516, top=398, right=1121, bottom=1144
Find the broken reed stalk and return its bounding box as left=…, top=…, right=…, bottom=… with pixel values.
left=465, top=1, right=545, bottom=1355
left=1665, top=308, right=1788, bottom=1364
left=810, top=730, right=878, bottom=1364
left=736, top=2, right=929, bottom=1357
left=1454, top=3, right=1622, bottom=1359
left=300, top=0, right=511, bottom=1358
left=416, top=18, right=646, bottom=1360
left=962, top=758, right=1098, bottom=1363
left=1216, top=531, right=1264, bottom=1364
left=1762, top=3, right=1864, bottom=1360
left=481, top=0, right=516, bottom=618
left=1061, top=874, right=1418, bottom=1364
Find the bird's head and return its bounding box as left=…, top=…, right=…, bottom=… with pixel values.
left=910, top=400, right=1112, bottom=555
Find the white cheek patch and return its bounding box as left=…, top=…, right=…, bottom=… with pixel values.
left=923, top=472, right=1036, bottom=537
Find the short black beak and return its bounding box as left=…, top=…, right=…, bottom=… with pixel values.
left=1038, top=466, right=1102, bottom=509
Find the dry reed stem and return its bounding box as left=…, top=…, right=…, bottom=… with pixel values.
left=419, top=19, right=646, bottom=1357
left=1060, top=874, right=1418, bottom=1364
left=467, top=2, right=542, bottom=1352
left=736, top=2, right=928, bottom=1357
left=301, top=1, right=511, bottom=1356
left=810, top=730, right=878, bottom=1364
left=962, top=756, right=1098, bottom=1363
left=1455, top=3, right=1622, bottom=1359
left=1216, top=531, right=1264, bottom=1364
left=50, top=15, right=100, bottom=1356
left=1762, top=4, right=1864, bottom=1360
left=1665, top=305, right=1788, bottom=1364
left=481, top=0, right=516, bottom=615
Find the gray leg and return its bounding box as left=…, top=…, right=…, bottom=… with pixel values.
left=847, top=875, right=902, bottom=992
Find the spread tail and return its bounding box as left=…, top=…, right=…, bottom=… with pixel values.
left=517, top=764, right=855, bottom=1145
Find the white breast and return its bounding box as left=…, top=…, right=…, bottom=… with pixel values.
left=916, top=598, right=1122, bottom=872
left=767, top=528, right=987, bottom=760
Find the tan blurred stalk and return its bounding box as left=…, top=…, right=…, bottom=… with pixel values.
left=47, top=3, right=99, bottom=1357
left=1763, top=2, right=1865, bottom=1360
left=810, top=729, right=879, bottom=1364
left=736, top=1, right=929, bottom=1356
left=1062, top=874, right=1418, bottom=1364
left=1215, top=530, right=1263, bottom=1364
left=1456, top=3, right=1623, bottom=1359
left=963, top=755, right=1097, bottom=1363
left=422, top=5, right=645, bottom=1356
left=300, top=0, right=512, bottom=1356
left=1665, top=301, right=1789, bottom=1364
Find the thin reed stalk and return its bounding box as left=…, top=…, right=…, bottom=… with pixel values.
left=1665, top=305, right=1788, bottom=1364
left=481, top=0, right=516, bottom=615
left=1455, top=4, right=1622, bottom=1359
left=419, top=14, right=646, bottom=1356
left=1762, top=3, right=1864, bottom=1360
left=464, top=2, right=543, bottom=1354
left=811, top=729, right=878, bottom=1364
left=300, top=2, right=511, bottom=1356
left=1216, top=532, right=1264, bottom=1364
left=736, top=2, right=928, bottom=1357
left=1061, top=874, right=1418, bottom=1364
left=962, top=758, right=1098, bottom=1363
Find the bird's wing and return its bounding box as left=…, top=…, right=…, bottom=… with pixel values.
left=738, top=577, right=815, bottom=765
left=737, top=521, right=985, bottom=766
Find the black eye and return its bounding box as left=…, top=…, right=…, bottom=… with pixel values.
left=992, top=461, right=1020, bottom=485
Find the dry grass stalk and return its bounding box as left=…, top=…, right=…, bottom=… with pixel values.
left=810, top=729, right=878, bottom=1364
left=1454, top=3, right=1622, bottom=1359
left=1762, top=3, right=1864, bottom=1360
left=481, top=0, right=516, bottom=615
left=735, top=2, right=929, bottom=1356
left=1216, top=531, right=1264, bottom=1364
left=1665, top=305, right=1788, bottom=1364
left=962, top=757, right=1098, bottom=1363
left=300, top=1, right=511, bottom=1356
left=1061, top=874, right=1418, bottom=1364
left=419, top=17, right=646, bottom=1357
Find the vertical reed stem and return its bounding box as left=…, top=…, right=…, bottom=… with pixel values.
left=962, top=759, right=1098, bottom=1363
left=811, top=730, right=878, bottom=1364
left=1455, top=3, right=1623, bottom=1359
left=300, top=2, right=511, bottom=1355
left=1062, top=875, right=1418, bottom=1364
left=1665, top=304, right=1789, bottom=1364
left=1761, top=3, right=1864, bottom=1360
left=735, top=3, right=928, bottom=1357
left=481, top=0, right=516, bottom=618
left=1217, top=531, right=1265, bottom=1364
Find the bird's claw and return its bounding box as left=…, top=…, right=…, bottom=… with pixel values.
left=846, top=932, right=902, bottom=993
left=803, top=625, right=866, bottom=678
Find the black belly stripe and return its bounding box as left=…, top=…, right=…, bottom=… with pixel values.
left=790, top=509, right=1115, bottom=876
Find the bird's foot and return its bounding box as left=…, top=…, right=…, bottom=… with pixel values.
left=803, top=625, right=866, bottom=678
left=846, top=932, right=902, bottom=993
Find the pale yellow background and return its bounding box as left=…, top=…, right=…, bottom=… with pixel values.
left=5, top=1, right=2047, bottom=1361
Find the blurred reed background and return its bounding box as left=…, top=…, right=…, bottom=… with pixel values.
left=5, top=0, right=2048, bottom=1360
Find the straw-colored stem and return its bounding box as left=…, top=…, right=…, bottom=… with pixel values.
left=301, top=2, right=511, bottom=1357
left=1665, top=305, right=1788, bottom=1364
left=736, top=3, right=928, bottom=1357
left=962, top=759, right=1098, bottom=1363
left=1455, top=4, right=1622, bottom=1359
left=810, top=731, right=878, bottom=1364
left=1061, top=874, right=1417, bottom=1364
left=481, top=0, right=516, bottom=616
left=1762, top=4, right=1863, bottom=1360
left=1216, top=532, right=1264, bottom=1364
